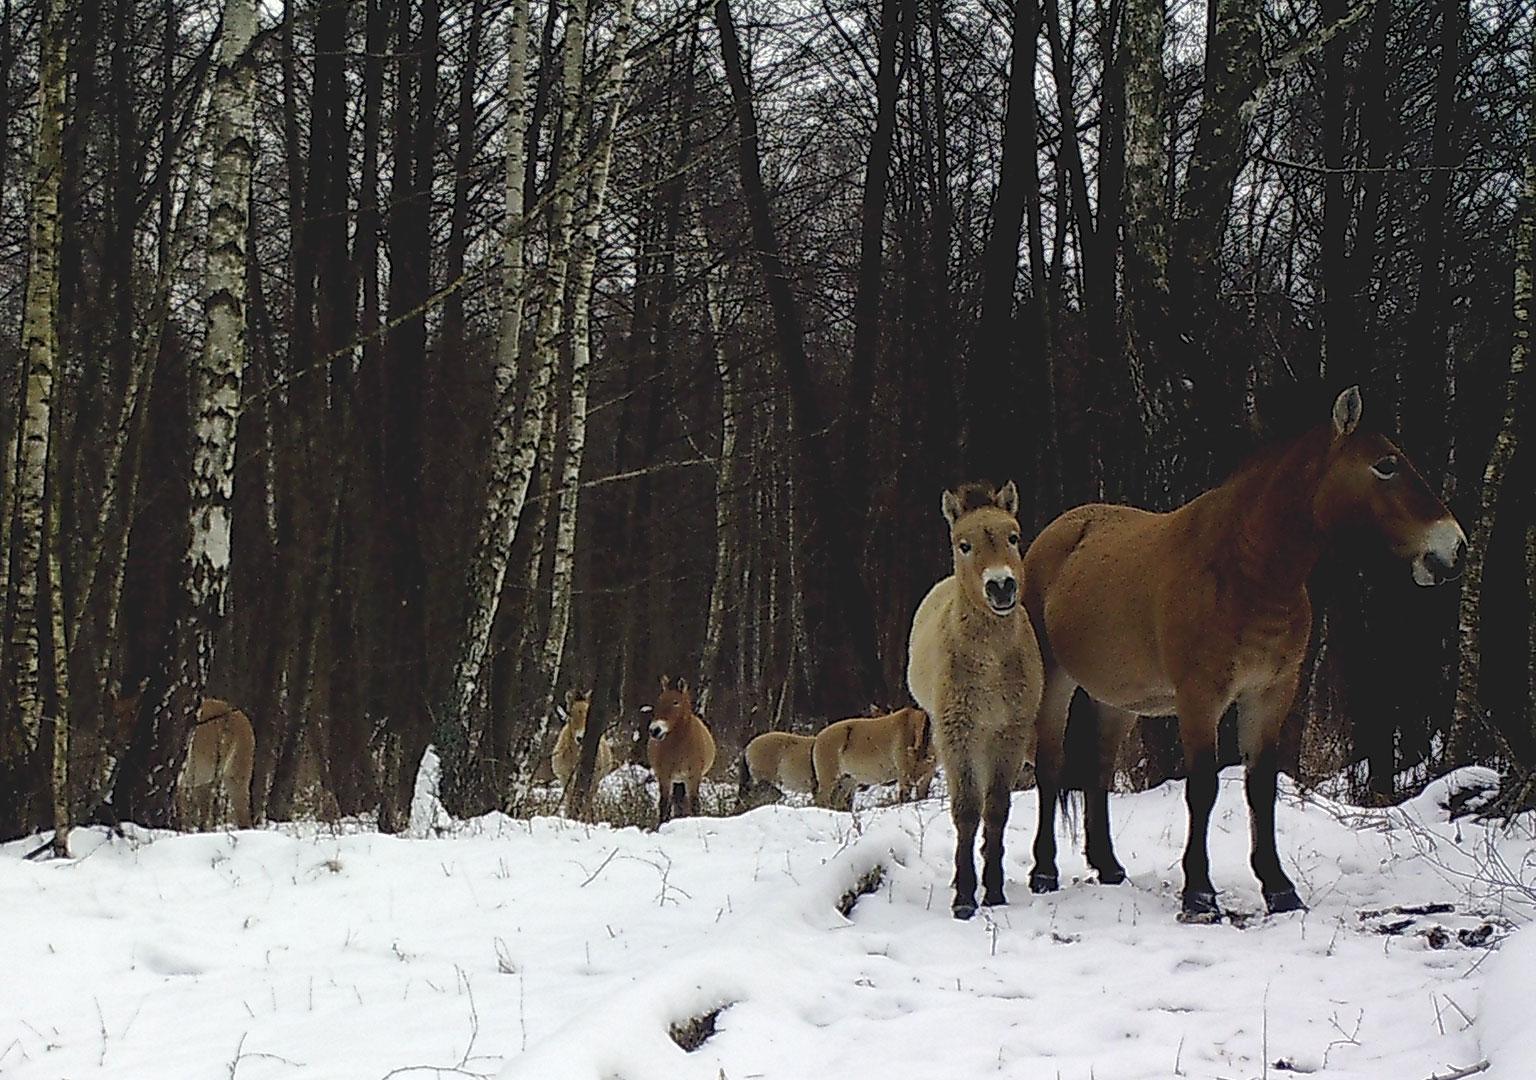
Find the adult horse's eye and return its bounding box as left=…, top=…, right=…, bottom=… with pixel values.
left=958, top=540, right=972, bottom=555
left=1371, top=456, right=1399, bottom=480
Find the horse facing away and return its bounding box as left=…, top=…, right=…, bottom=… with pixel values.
left=738, top=731, right=817, bottom=806
left=110, top=694, right=256, bottom=829
left=810, top=707, right=935, bottom=810
left=1022, top=387, right=1466, bottom=921
left=647, top=676, right=717, bottom=826
left=907, top=480, right=1044, bottom=919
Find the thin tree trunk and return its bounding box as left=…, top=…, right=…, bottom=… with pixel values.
left=2, top=0, right=66, bottom=840
left=1450, top=51, right=1531, bottom=763
left=715, top=0, right=883, bottom=713
left=695, top=221, right=737, bottom=717
left=116, top=0, right=258, bottom=828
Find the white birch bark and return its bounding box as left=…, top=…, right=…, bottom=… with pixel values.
left=537, top=0, right=636, bottom=711
left=4, top=0, right=65, bottom=780
left=694, top=221, right=739, bottom=717
left=448, top=0, right=544, bottom=731
left=137, top=0, right=257, bottom=817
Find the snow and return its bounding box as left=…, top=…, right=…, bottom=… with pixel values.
left=2, top=765, right=1532, bottom=1080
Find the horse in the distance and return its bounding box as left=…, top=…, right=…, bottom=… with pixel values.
left=810, top=707, right=935, bottom=810
left=647, top=676, right=717, bottom=826
left=1022, top=387, right=1466, bottom=921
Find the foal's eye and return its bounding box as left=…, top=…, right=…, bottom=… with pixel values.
left=958, top=540, right=972, bottom=555
left=1371, top=456, right=1399, bottom=480
left=1007, top=533, right=1020, bottom=548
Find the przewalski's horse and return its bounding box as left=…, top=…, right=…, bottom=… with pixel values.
left=738, top=731, right=817, bottom=805
left=811, top=707, right=935, bottom=810
left=907, top=480, right=1044, bottom=919
left=110, top=694, right=256, bottom=829
left=647, top=676, right=717, bottom=826
left=551, top=690, right=616, bottom=789
left=1023, top=387, right=1467, bottom=921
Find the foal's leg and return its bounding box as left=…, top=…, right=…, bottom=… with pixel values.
left=982, top=746, right=1026, bottom=907
left=1175, top=691, right=1225, bottom=921
left=1030, top=666, right=1077, bottom=893
left=1084, top=702, right=1137, bottom=885
left=948, top=756, right=982, bottom=919
left=1238, top=671, right=1305, bottom=914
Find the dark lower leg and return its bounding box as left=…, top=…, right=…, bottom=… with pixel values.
left=951, top=780, right=981, bottom=919
left=1246, top=751, right=1301, bottom=911
left=981, top=772, right=1012, bottom=906
left=657, top=784, right=671, bottom=826
left=1181, top=750, right=1220, bottom=916
left=1085, top=788, right=1125, bottom=884
left=1031, top=780, right=1060, bottom=892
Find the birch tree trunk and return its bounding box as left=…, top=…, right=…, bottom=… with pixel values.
left=540, top=0, right=635, bottom=733
left=1449, top=36, right=1531, bottom=763
left=446, top=0, right=537, bottom=735
left=2, top=0, right=66, bottom=844
left=115, top=0, right=257, bottom=828
left=1120, top=0, right=1178, bottom=508
left=695, top=220, right=738, bottom=718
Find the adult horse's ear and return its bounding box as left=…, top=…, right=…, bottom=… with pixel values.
left=676, top=677, right=689, bottom=695
left=564, top=688, right=576, bottom=708
left=995, top=480, right=1019, bottom=516
left=1332, top=386, right=1363, bottom=438
left=660, top=674, right=671, bottom=690
left=942, top=488, right=963, bottom=526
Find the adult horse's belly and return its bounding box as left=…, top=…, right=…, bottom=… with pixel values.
left=1040, top=508, right=1177, bottom=715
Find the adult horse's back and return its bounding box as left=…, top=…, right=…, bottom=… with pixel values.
left=1023, top=387, right=1465, bottom=921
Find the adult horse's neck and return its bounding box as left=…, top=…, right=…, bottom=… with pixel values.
left=1214, top=426, right=1331, bottom=603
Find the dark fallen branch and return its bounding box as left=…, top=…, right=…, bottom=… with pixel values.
left=836, top=865, right=886, bottom=918
left=1426, top=1061, right=1490, bottom=1080
left=1358, top=903, right=1455, bottom=920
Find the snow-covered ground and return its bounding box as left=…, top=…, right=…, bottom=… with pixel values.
left=3, top=764, right=1532, bottom=1080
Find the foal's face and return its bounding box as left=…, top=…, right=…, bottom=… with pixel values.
left=649, top=680, right=693, bottom=741
left=942, top=481, right=1026, bottom=617
left=564, top=691, right=592, bottom=736
left=1314, top=387, right=1466, bottom=586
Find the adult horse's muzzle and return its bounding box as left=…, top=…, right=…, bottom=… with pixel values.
left=648, top=722, right=668, bottom=741
left=1411, top=519, right=1468, bottom=587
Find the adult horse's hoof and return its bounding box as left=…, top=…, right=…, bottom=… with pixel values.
left=982, top=890, right=1008, bottom=908
left=1028, top=872, right=1059, bottom=894
left=1095, top=866, right=1127, bottom=886
left=952, top=901, right=977, bottom=920
left=1177, top=890, right=1222, bottom=924
left=1264, top=888, right=1307, bottom=915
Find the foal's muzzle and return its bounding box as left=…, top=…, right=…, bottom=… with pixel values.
left=983, top=571, right=1018, bottom=615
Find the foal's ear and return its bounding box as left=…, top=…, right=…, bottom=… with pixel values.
left=941, top=488, right=963, bottom=526
left=995, top=480, right=1019, bottom=516
left=564, top=688, right=576, bottom=708
left=1332, top=386, right=1363, bottom=438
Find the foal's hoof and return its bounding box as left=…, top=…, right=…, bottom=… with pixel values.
left=952, top=900, right=977, bottom=921
left=1265, top=888, right=1307, bottom=915
left=982, top=890, right=1008, bottom=908
left=1094, top=866, right=1127, bottom=886
left=1028, top=872, right=1059, bottom=894
left=1177, top=890, right=1223, bottom=924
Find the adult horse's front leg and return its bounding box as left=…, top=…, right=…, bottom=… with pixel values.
left=949, top=761, right=982, bottom=919
left=1176, top=692, right=1224, bottom=922
left=656, top=777, right=673, bottom=827
left=1239, top=674, right=1305, bottom=914
left=1030, top=668, right=1076, bottom=893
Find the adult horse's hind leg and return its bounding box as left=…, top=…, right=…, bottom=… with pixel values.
left=1083, top=702, right=1136, bottom=885
left=1238, top=672, right=1305, bottom=914
left=948, top=758, right=982, bottom=919
left=1030, top=666, right=1076, bottom=893
left=1176, top=690, right=1224, bottom=922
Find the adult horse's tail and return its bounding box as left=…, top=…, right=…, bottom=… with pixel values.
left=736, top=752, right=752, bottom=808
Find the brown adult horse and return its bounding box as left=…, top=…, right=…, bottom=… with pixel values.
left=647, top=676, right=717, bottom=826
left=1022, top=388, right=1466, bottom=920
